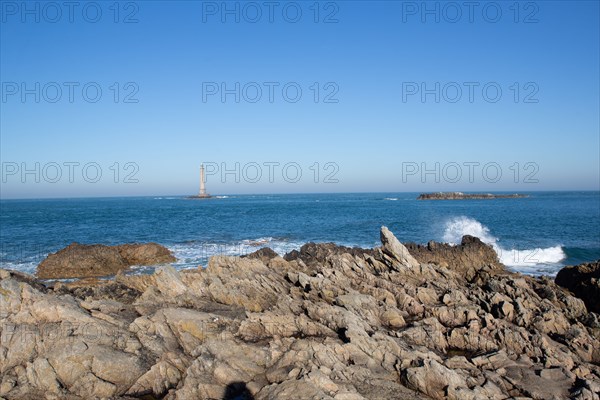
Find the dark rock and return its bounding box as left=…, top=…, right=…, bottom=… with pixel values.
left=417, top=192, right=528, bottom=200
left=405, top=235, right=503, bottom=280
left=0, top=269, right=49, bottom=293
left=243, top=247, right=279, bottom=263
left=284, top=242, right=373, bottom=267
left=581, top=312, right=600, bottom=329
left=555, top=260, right=600, bottom=313
left=53, top=279, right=142, bottom=305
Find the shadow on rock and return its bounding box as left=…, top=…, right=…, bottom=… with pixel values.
left=223, top=382, right=255, bottom=400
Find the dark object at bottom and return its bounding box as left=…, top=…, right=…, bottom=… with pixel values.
left=223, top=382, right=255, bottom=400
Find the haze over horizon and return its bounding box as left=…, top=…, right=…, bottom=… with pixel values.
left=1, top=1, right=599, bottom=199
left=2, top=189, right=600, bottom=202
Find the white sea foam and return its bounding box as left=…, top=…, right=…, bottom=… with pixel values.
left=496, top=246, right=566, bottom=267
left=167, top=237, right=303, bottom=269
left=442, top=216, right=566, bottom=275
left=0, top=261, right=38, bottom=275
left=443, top=216, right=498, bottom=245
left=384, top=198, right=399, bottom=201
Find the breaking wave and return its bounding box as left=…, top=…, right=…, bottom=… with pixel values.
left=442, top=216, right=566, bottom=275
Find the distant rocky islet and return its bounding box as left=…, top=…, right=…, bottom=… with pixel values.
left=417, top=192, right=528, bottom=200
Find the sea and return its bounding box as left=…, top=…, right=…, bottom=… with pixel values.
left=1, top=192, right=599, bottom=277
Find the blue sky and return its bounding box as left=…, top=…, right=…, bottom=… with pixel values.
left=1, top=0, right=599, bottom=198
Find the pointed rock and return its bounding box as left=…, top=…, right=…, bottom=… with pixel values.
left=380, top=226, right=419, bottom=269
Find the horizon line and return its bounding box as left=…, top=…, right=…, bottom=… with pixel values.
left=2, top=189, right=600, bottom=201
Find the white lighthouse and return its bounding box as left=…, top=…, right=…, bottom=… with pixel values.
left=189, top=164, right=211, bottom=199
left=198, top=164, right=209, bottom=197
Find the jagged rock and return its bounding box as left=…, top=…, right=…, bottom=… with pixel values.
left=284, top=242, right=372, bottom=269
left=380, top=226, right=420, bottom=269
left=126, top=352, right=187, bottom=397
left=1, top=228, right=599, bottom=400
left=555, top=260, right=600, bottom=313
left=243, top=247, right=279, bottom=263
left=405, top=235, right=502, bottom=279
left=53, top=279, right=142, bottom=304
left=36, top=242, right=176, bottom=279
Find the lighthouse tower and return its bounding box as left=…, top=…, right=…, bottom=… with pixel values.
left=197, top=164, right=210, bottom=198
left=188, top=164, right=212, bottom=199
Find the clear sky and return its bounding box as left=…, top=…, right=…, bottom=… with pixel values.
left=1, top=0, right=599, bottom=198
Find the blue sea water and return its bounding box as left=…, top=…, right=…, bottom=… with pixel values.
left=1, top=192, right=599, bottom=277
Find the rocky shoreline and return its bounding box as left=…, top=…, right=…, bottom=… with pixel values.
left=417, top=192, right=528, bottom=200
left=1, top=228, right=599, bottom=399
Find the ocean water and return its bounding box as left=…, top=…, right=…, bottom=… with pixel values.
left=1, top=192, right=599, bottom=277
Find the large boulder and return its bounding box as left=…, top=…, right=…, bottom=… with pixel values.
left=555, top=260, right=600, bottom=313
left=37, top=242, right=176, bottom=279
